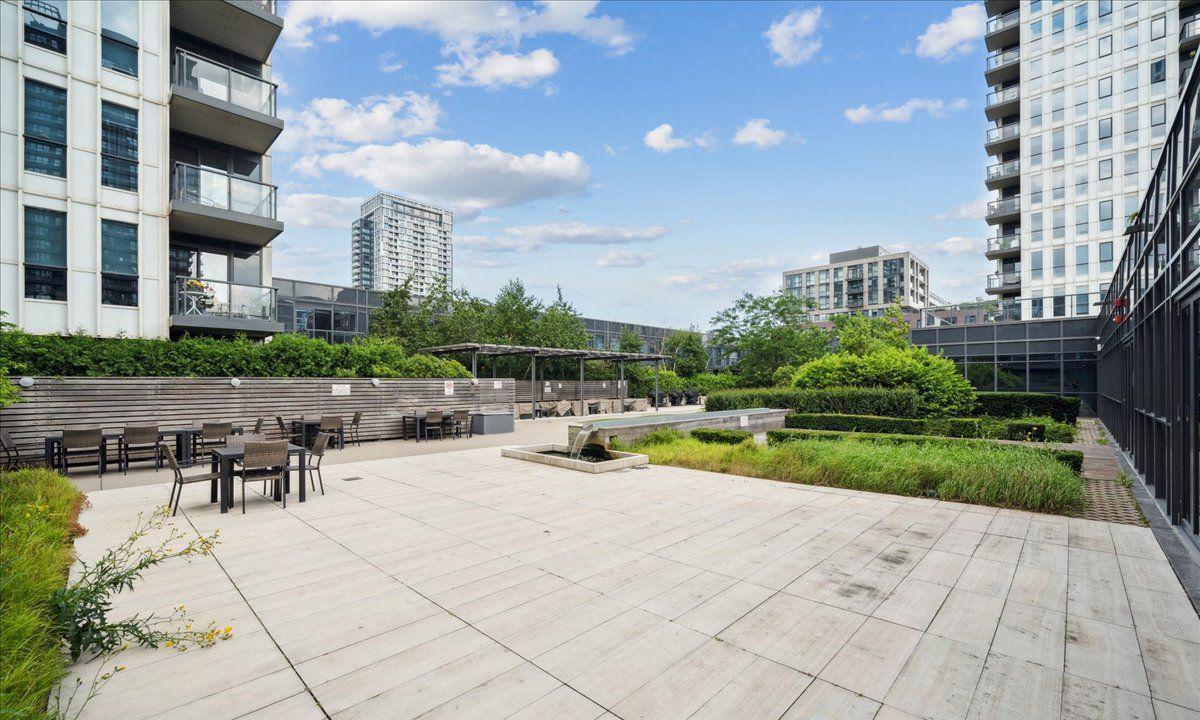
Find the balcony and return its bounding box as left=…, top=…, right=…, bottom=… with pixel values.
left=985, top=234, right=1021, bottom=259
left=984, top=47, right=1020, bottom=84
left=985, top=85, right=1019, bottom=120
left=984, top=0, right=1018, bottom=17
left=170, top=276, right=282, bottom=337
left=984, top=122, right=1020, bottom=155
left=985, top=9, right=1019, bottom=51
left=986, top=196, right=1021, bottom=223
left=985, top=271, right=1022, bottom=294
left=1183, top=15, right=1200, bottom=53
left=169, top=0, right=282, bottom=63
left=985, top=159, right=1020, bottom=189
left=170, top=49, right=283, bottom=154
left=169, top=162, right=283, bottom=246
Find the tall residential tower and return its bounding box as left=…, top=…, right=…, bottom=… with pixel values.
left=983, top=0, right=1194, bottom=319
left=351, top=192, right=453, bottom=297
left=2, top=0, right=286, bottom=338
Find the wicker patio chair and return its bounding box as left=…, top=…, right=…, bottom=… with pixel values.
left=318, top=415, right=343, bottom=449
left=119, top=425, right=161, bottom=473
left=1, top=428, right=35, bottom=470
left=192, top=422, right=232, bottom=457
left=452, top=409, right=472, bottom=438
left=347, top=411, right=363, bottom=446
left=252, top=417, right=265, bottom=435
left=274, top=416, right=304, bottom=445
left=233, top=440, right=288, bottom=513
left=424, top=409, right=447, bottom=441
left=162, top=445, right=223, bottom=516
left=286, top=431, right=329, bottom=496
left=59, top=428, right=107, bottom=476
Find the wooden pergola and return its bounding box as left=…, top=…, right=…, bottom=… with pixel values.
left=418, top=343, right=670, bottom=415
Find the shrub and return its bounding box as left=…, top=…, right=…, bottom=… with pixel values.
left=924, top=417, right=983, bottom=438
left=973, top=392, right=1081, bottom=423
left=766, top=428, right=1084, bottom=474
left=1004, top=420, right=1046, bottom=442
left=0, top=329, right=470, bottom=379
left=786, top=413, right=927, bottom=435
left=792, top=346, right=975, bottom=418
left=686, top=372, right=739, bottom=396
left=705, top=387, right=921, bottom=418
left=690, top=428, right=753, bottom=445
left=1, top=469, right=83, bottom=717
left=630, top=434, right=1084, bottom=514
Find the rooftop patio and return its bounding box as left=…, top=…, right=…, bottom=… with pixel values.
left=62, top=443, right=1200, bottom=720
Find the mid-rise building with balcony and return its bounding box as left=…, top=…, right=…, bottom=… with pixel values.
left=782, top=246, right=933, bottom=325
left=1, top=0, right=285, bottom=338
left=351, top=192, right=453, bottom=298
left=982, top=0, right=1194, bottom=320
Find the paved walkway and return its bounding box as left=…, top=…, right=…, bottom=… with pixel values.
left=63, top=447, right=1199, bottom=720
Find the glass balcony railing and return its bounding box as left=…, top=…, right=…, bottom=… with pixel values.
left=986, top=159, right=1020, bottom=181
left=986, top=85, right=1020, bottom=107
left=171, top=162, right=277, bottom=219
left=987, top=271, right=1021, bottom=289
left=987, top=196, right=1021, bottom=217
left=986, top=123, right=1020, bottom=144
left=986, top=9, right=1019, bottom=35
left=172, top=276, right=276, bottom=321
left=173, top=48, right=276, bottom=116
left=1181, top=15, right=1200, bottom=42
left=987, top=234, right=1021, bottom=253
left=986, top=47, right=1019, bottom=71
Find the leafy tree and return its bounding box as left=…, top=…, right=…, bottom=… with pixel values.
left=490, top=279, right=543, bottom=346
left=535, top=286, right=588, bottom=350
left=618, top=327, right=644, bottom=354
left=663, top=329, right=708, bottom=377
left=368, top=278, right=435, bottom=352
left=832, top=304, right=911, bottom=356
left=709, top=291, right=830, bottom=387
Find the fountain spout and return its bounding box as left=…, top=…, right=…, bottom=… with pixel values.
left=568, top=424, right=596, bottom=460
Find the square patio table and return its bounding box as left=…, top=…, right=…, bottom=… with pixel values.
left=43, top=426, right=244, bottom=469
left=291, top=417, right=345, bottom=449
left=400, top=411, right=453, bottom=442
left=210, top=442, right=306, bottom=513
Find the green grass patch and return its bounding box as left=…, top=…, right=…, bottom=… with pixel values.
left=630, top=434, right=1084, bottom=514
left=689, top=429, right=754, bottom=445
left=1, top=469, right=84, bottom=719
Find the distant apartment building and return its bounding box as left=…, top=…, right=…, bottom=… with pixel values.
left=982, top=0, right=1192, bottom=319
left=351, top=192, right=453, bottom=298
left=782, top=246, right=933, bottom=324
left=2, top=0, right=286, bottom=339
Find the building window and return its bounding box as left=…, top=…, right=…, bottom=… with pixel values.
left=1150, top=15, right=1165, bottom=40
left=1075, top=285, right=1089, bottom=315
left=1075, top=203, right=1089, bottom=236
left=1075, top=244, right=1089, bottom=274
left=1074, top=82, right=1087, bottom=118
left=1030, top=135, right=1043, bottom=168
left=1099, top=34, right=1112, bottom=57
left=1150, top=102, right=1166, bottom=139
left=23, top=0, right=66, bottom=54
left=1031, top=174, right=1044, bottom=205
left=1031, top=251, right=1044, bottom=281
left=1150, top=58, right=1165, bottom=93
left=1052, top=168, right=1065, bottom=201
left=101, top=102, right=138, bottom=191
left=1051, top=89, right=1065, bottom=124
left=101, top=0, right=138, bottom=76
left=1074, top=3, right=1087, bottom=30
left=1052, top=10, right=1065, bottom=36
left=1053, top=287, right=1067, bottom=317
left=101, top=220, right=138, bottom=306
left=24, top=80, right=66, bottom=177
left=1098, top=0, right=1111, bottom=20
left=1053, top=207, right=1066, bottom=240
left=1099, top=158, right=1112, bottom=180
left=1123, top=108, right=1138, bottom=146
left=1122, top=65, right=1138, bottom=103
left=1098, top=116, right=1113, bottom=151
left=1099, top=200, right=1114, bottom=231
left=1124, top=150, right=1138, bottom=185
left=1100, top=241, right=1114, bottom=272
left=1074, top=163, right=1088, bottom=194
left=1032, top=297, right=1044, bottom=318
left=1031, top=212, right=1044, bottom=244
left=24, top=207, right=67, bottom=300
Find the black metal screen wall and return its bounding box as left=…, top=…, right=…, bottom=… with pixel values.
left=911, top=318, right=1098, bottom=412
left=1097, top=61, right=1200, bottom=543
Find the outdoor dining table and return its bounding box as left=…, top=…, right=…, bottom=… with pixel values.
left=210, top=442, right=307, bottom=513
left=400, top=411, right=454, bottom=442
left=290, top=417, right=345, bottom=449
left=43, top=425, right=243, bottom=469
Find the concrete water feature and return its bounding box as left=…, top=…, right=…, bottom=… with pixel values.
left=499, top=443, right=649, bottom=473
left=567, top=407, right=789, bottom=448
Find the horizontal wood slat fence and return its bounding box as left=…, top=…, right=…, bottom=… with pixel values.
left=1, top=377, right=515, bottom=457
left=513, top=380, right=629, bottom=401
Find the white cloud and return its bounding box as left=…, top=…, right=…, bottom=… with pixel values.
left=764, top=7, right=823, bottom=67
left=278, top=193, right=363, bottom=228
left=597, top=250, right=657, bottom=268
left=732, top=118, right=795, bottom=148
left=663, top=257, right=788, bottom=293
left=437, top=48, right=560, bottom=89
left=505, top=222, right=668, bottom=246
left=916, top=4, right=986, bottom=61
left=302, top=138, right=591, bottom=218
left=930, top=236, right=984, bottom=256
left=844, top=97, right=968, bottom=124
left=278, top=93, right=443, bottom=152
left=378, top=51, right=405, bottom=73
left=457, top=234, right=537, bottom=253
left=270, top=240, right=348, bottom=283
left=933, top=197, right=989, bottom=221
left=473, top=215, right=501, bottom=224
left=643, top=123, right=715, bottom=153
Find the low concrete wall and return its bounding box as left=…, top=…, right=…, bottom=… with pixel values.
left=568, top=408, right=790, bottom=447
left=1, top=376, right=516, bottom=457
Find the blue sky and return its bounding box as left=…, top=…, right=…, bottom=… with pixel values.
left=271, top=1, right=992, bottom=329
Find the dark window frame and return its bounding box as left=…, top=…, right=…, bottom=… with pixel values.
left=101, top=101, right=138, bottom=191
left=24, top=79, right=67, bottom=178
left=24, top=206, right=67, bottom=301
left=101, top=219, right=138, bottom=306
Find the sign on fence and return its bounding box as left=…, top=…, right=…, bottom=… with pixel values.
left=331, top=384, right=351, bottom=396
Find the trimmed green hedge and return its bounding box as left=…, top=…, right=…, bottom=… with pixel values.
left=766, top=428, right=1084, bottom=474
left=785, top=413, right=1075, bottom=443
left=792, top=347, right=975, bottom=417
left=974, top=392, right=1081, bottom=424
left=690, top=428, right=753, bottom=445
left=705, top=387, right=921, bottom=418
left=0, top=331, right=471, bottom=379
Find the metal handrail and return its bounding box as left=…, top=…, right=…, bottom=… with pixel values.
left=987, top=271, right=1021, bottom=288
left=987, top=159, right=1020, bottom=180
left=987, top=234, right=1020, bottom=253
left=986, top=86, right=1020, bottom=107
left=986, top=123, right=1020, bottom=143
left=172, top=48, right=276, bottom=116
left=987, top=9, right=1019, bottom=35
left=171, top=161, right=277, bottom=219
left=986, top=48, right=1019, bottom=70
left=987, top=196, right=1021, bottom=216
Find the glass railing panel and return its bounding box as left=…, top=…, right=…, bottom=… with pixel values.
left=172, top=162, right=277, bottom=219
left=173, top=276, right=276, bottom=320
left=173, top=49, right=276, bottom=116
left=986, top=48, right=1019, bottom=70
left=987, top=160, right=1020, bottom=179
left=987, top=10, right=1019, bottom=35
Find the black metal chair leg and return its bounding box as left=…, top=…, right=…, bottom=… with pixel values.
left=317, top=467, right=324, bottom=495
left=242, top=482, right=246, bottom=514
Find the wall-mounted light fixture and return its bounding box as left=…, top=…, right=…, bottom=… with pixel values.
left=18, top=377, right=35, bottom=388
left=229, top=378, right=242, bottom=388
left=371, top=378, right=381, bottom=387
